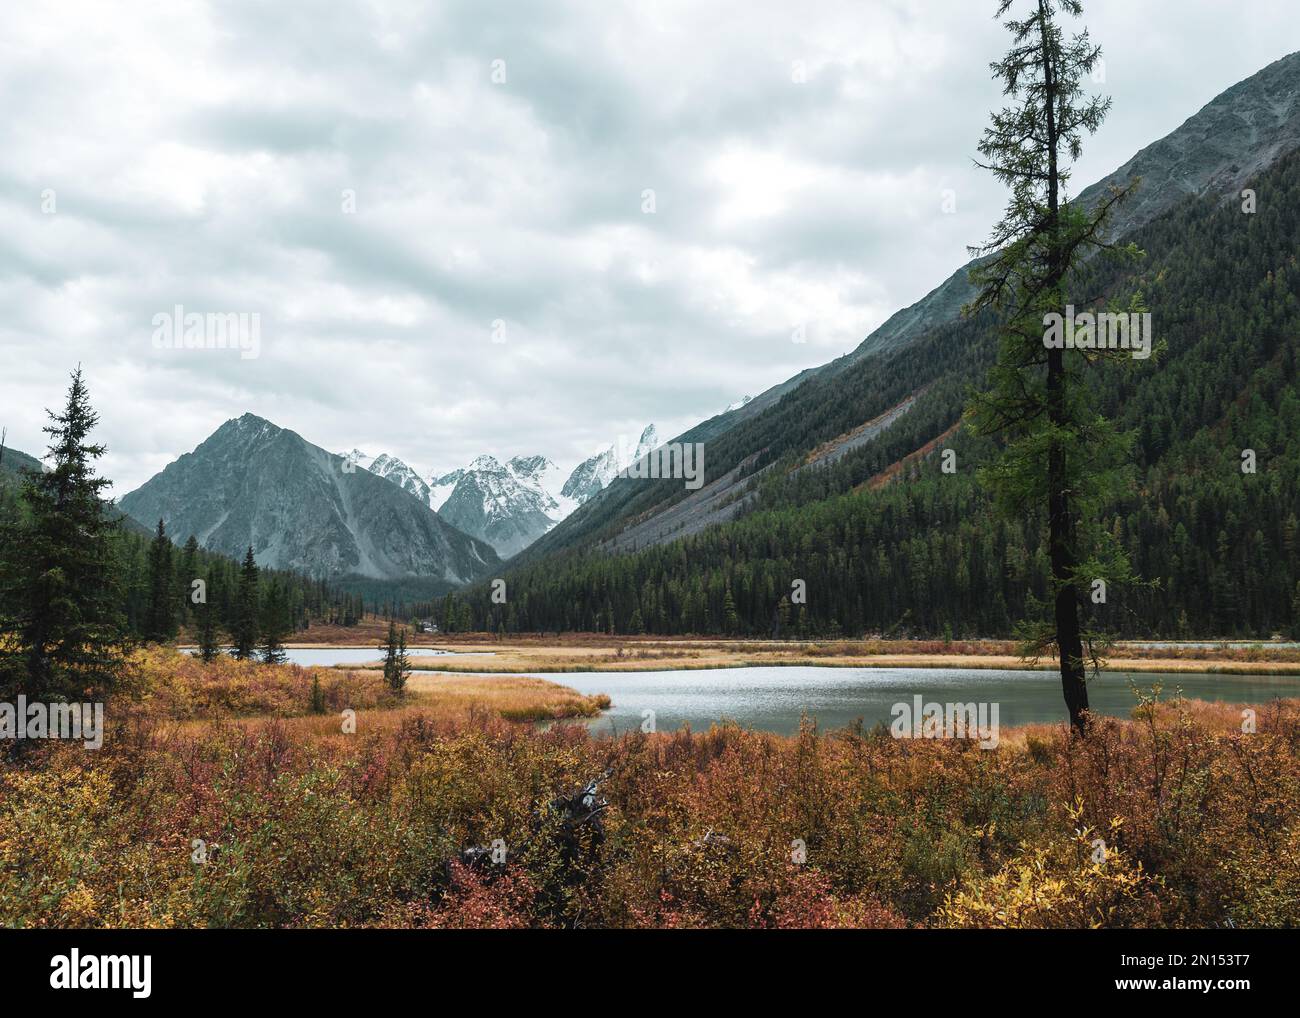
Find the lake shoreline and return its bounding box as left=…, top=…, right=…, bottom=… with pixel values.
left=165, top=624, right=1300, bottom=681
left=394, top=637, right=1300, bottom=676
left=178, top=637, right=1300, bottom=677
left=396, top=655, right=1300, bottom=676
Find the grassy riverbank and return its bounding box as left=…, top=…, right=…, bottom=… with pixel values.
left=127, top=647, right=610, bottom=722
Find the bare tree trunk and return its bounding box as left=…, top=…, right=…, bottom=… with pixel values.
left=1040, top=0, right=1089, bottom=734
left=1048, top=352, right=1090, bottom=734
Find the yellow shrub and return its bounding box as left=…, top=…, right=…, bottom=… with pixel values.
left=0, top=766, right=115, bottom=927
left=939, top=803, right=1161, bottom=928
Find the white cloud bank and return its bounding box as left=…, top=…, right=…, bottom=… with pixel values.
left=1, top=0, right=1294, bottom=493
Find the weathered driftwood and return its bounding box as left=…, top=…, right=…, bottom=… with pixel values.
left=453, top=768, right=612, bottom=878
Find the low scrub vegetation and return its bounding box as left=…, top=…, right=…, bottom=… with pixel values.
left=132, top=646, right=396, bottom=718
left=2, top=654, right=1297, bottom=928
left=119, top=647, right=608, bottom=723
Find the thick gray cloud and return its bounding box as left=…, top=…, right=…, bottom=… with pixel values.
left=2, top=0, right=1295, bottom=495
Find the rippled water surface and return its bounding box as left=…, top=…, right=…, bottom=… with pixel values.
left=538, top=665, right=1300, bottom=735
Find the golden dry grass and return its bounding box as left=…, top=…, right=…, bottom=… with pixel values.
left=164, top=673, right=611, bottom=739
left=133, top=646, right=609, bottom=725
left=404, top=671, right=610, bottom=721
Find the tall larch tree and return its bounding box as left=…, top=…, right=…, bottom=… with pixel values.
left=964, top=0, right=1145, bottom=732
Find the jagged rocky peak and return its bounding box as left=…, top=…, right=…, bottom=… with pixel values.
left=509, top=454, right=552, bottom=477
left=633, top=424, right=659, bottom=459
left=558, top=423, right=659, bottom=506
left=560, top=447, right=616, bottom=503
left=435, top=452, right=563, bottom=559
left=119, top=416, right=499, bottom=583
left=366, top=452, right=432, bottom=502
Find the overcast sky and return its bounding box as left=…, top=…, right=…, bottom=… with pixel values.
left=2, top=0, right=1296, bottom=495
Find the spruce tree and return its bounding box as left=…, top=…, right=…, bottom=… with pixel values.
left=144, top=518, right=176, bottom=643
left=775, top=596, right=792, bottom=638
left=0, top=367, right=128, bottom=701
left=309, top=673, right=326, bottom=714
left=722, top=585, right=739, bottom=635
left=261, top=580, right=289, bottom=665
left=231, top=546, right=260, bottom=660
left=178, top=534, right=200, bottom=627
left=964, top=0, right=1142, bottom=733
left=392, top=626, right=410, bottom=695
left=196, top=572, right=222, bottom=663
left=379, top=620, right=399, bottom=690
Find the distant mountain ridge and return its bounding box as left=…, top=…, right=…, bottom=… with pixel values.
left=349, top=423, right=659, bottom=558
left=0, top=444, right=44, bottom=482
left=120, top=414, right=500, bottom=586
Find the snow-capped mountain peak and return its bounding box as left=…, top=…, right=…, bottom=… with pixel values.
left=628, top=424, right=659, bottom=467
left=508, top=454, right=551, bottom=479
left=428, top=468, right=464, bottom=511
left=366, top=453, right=432, bottom=503
left=340, top=448, right=373, bottom=470
left=344, top=425, right=656, bottom=558
left=560, top=423, right=658, bottom=506
left=560, top=446, right=617, bottom=505
left=434, top=452, right=572, bottom=558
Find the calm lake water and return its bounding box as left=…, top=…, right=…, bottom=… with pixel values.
left=536, top=666, right=1300, bottom=736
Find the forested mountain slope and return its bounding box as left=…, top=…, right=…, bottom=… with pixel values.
left=448, top=142, right=1300, bottom=639
left=511, top=51, right=1300, bottom=574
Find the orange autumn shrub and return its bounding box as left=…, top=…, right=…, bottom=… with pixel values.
left=371, top=863, right=540, bottom=929
left=2, top=671, right=1299, bottom=929
left=133, top=645, right=393, bottom=719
